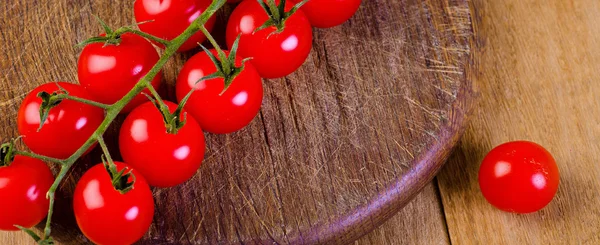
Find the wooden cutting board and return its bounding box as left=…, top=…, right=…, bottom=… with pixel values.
left=0, top=0, right=475, bottom=244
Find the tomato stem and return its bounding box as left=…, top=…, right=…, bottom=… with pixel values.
left=13, top=151, right=65, bottom=165
left=144, top=83, right=185, bottom=134
left=36, top=83, right=110, bottom=131
left=15, top=225, right=54, bottom=244
left=117, top=28, right=171, bottom=46
left=79, top=17, right=170, bottom=47
left=43, top=165, right=68, bottom=239
left=199, top=26, right=230, bottom=72
left=33, top=0, right=229, bottom=241
left=145, top=83, right=171, bottom=115
left=97, top=136, right=136, bottom=194
left=1, top=138, right=57, bottom=167
left=55, top=93, right=111, bottom=110
left=96, top=135, right=114, bottom=167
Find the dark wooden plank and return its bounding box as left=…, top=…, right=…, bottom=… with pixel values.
left=0, top=0, right=474, bottom=244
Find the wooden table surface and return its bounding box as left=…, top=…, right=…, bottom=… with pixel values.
left=2, top=0, right=599, bottom=244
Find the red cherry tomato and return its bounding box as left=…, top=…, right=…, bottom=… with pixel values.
left=479, top=141, right=560, bottom=213
left=0, top=156, right=54, bottom=231
left=134, top=0, right=216, bottom=51
left=17, top=82, right=105, bottom=159
left=226, top=0, right=313, bottom=78
left=78, top=33, right=161, bottom=113
left=176, top=50, right=263, bottom=134
left=119, top=101, right=205, bottom=187
left=301, top=0, right=361, bottom=28
left=73, top=162, right=154, bottom=245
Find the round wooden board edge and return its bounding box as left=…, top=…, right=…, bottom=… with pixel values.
left=294, top=8, right=482, bottom=245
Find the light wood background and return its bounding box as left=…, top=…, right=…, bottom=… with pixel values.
left=3, top=0, right=599, bottom=244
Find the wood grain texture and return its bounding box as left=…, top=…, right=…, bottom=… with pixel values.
left=0, top=0, right=474, bottom=244
left=354, top=182, right=450, bottom=245
left=5, top=0, right=600, bottom=244
left=437, top=0, right=600, bottom=244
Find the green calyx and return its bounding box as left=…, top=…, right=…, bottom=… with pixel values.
left=77, top=16, right=171, bottom=47
left=199, top=34, right=251, bottom=96
left=164, top=110, right=187, bottom=135
left=255, top=0, right=310, bottom=33
left=103, top=155, right=136, bottom=194
left=37, top=85, right=68, bottom=132
left=143, top=92, right=187, bottom=135
left=77, top=15, right=123, bottom=47
left=15, top=225, right=54, bottom=245
left=0, top=142, right=15, bottom=167
left=38, top=238, right=55, bottom=245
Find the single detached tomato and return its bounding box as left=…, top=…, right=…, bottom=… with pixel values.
left=0, top=156, right=54, bottom=231
left=78, top=33, right=162, bottom=113
left=17, top=82, right=105, bottom=159
left=301, top=0, right=362, bottom=28
left=73, top=162, right=154, bottom=245
left=226, top=0, right=313, bottom=78
left=134, top=0, right=216, bottom=51
left=119, top=101, right=205, bottom=187
left=479, top=141, right=560, bottom=213
left=176, top=49, right=263, bottom=134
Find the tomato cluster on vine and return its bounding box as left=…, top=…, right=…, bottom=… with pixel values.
left=0, top=0, right=363, bottom=244
left=2, top=0, right=563, bottom=244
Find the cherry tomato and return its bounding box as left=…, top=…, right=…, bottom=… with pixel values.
left=176, top=49, right=263, bottom=134
left=301, top=0, right=362, bottom=28
left=78, top=33, right=162, bottom=113
left=134, top=0, right=216, bottom=51
left=119, top=101, right=205, bottom=187
left=17, top=82, right=105, bottom=159
left=73, top=162, right=154, bottom=245
left=226, top=0, right=313, bottom=78
left=479, top=141, right=560, bottom=213
left=0, top=156, right=54, bottom=231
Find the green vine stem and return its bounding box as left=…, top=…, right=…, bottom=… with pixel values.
left=199, top=26, right=228, bottom=63
left=55, top=94, right=111, bottom=110
left=117, top=28, right=170, bottom=46
left=13, top=151, right=65, bottom=165
left=144, top=81, right=171, bottom=118
left=96, top=135, right=114, bottom=166
left=7, top=0, right=227, bottom=242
